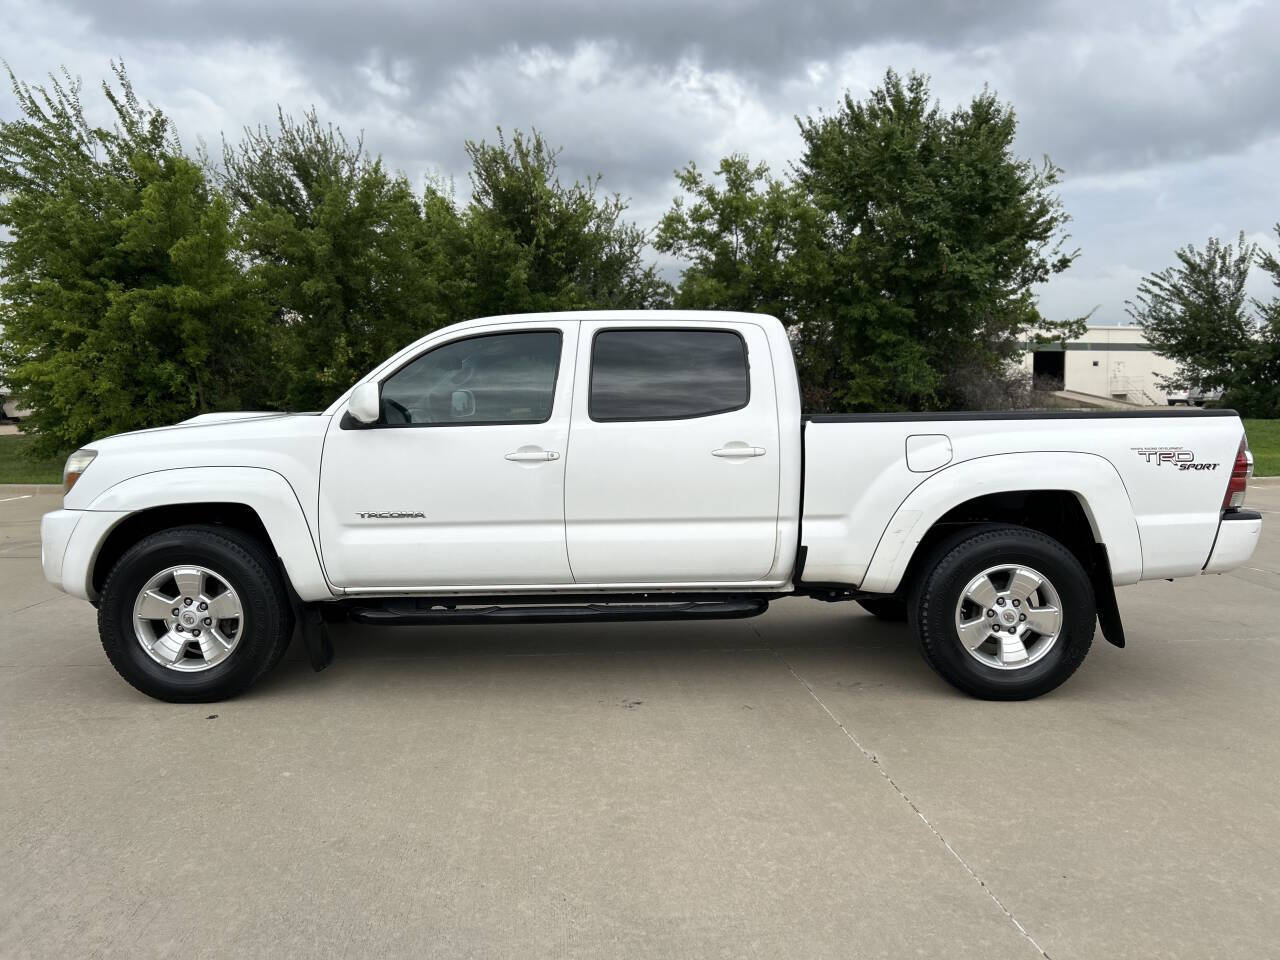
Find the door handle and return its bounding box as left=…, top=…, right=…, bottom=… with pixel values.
left=712, top=444, right=766, bottom=458
left=505, top=448, right=560, bottom=462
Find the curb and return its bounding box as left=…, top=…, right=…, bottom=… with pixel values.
left=1249, top=475, right=1280, bottom=485
left=0, top=483, right=62, bottom=496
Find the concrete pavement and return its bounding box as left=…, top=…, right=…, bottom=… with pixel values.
left=2, top=489, right=1278, bottom=959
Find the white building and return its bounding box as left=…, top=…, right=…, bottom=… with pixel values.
left=1021, top=325, right=1179, bottom=406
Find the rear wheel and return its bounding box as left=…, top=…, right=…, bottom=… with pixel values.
left=910, top=525, right=1095, bottom=700
left=98, top=525, right=294, bottom=702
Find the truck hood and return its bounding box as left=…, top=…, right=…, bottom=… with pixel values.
left=179, top=411, right=298, bottom=426
left=64, top=409, right=332, bottom=510
left=86, top=410, right=325, bottom=456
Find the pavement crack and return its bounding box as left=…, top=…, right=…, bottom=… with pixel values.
left=3, top=594, right=67, bottom=616
left=769, top=643, right=1051, bottom=959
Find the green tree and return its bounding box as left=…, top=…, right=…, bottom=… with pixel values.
left=458, top=129, right=670, bottom=317
left=1126, top=233, right=1256, bottom=392
left=660, top=71, right=1079, bottom=411
left=1130, top=228, right=1280, bottom=418
left=222, top=111, right=458, bottom=410
left=655, top=155, right=819, bottom=321
left=1241, top=231, right=1280, bottom=416
left=795, top=70, right=1078, bottom=410
left=654, top=155, right=832, bottom=401
left=220, top=123, right=665, bottom=411
left=0, top=63, right=266, bottom=455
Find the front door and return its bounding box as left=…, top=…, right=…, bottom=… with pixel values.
left=319, top=323, right=578, bottom=589
left=563, top=321, right=781, bottom=583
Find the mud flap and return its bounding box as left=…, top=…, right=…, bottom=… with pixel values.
left=1090, top=544, right=1126, bottom=649
left=284, top=578, right=335, bottom=672
left=300, top=607, right=335, bottom=672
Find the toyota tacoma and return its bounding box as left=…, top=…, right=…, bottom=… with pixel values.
left=40, top=311, right=1261, bottom=701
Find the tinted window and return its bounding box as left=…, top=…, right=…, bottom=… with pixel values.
left=380, top=330, right=561, bottom=426
left=589, top=329, right=749, bottom=421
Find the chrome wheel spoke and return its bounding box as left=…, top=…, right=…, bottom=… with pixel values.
left=1023, top=605, right=1061, bottom=636
left=172, top=568, right=204, bottom=599
left=198, top=629, right=230, bottom=662
left=957, top=616, right=995, bottom=652
left=997, top=634, right=1029, bottom=665
left=136, top=589, right=176, bottom=620
left=965, top=574, right=999, bottom=609
left=205, top=591, right=242, bottom=621
left=1006, top=567, right=1044, bottom=604
left=151, top=630, right=188, bottom=665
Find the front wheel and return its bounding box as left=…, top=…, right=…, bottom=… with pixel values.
left=910, top=526, right=1095, bottom=700
left=98, top=525, right=294, bottom=702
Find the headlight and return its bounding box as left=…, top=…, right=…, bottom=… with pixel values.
left=63, top=449, right=97, bottom=494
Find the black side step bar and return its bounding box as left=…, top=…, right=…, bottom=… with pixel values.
left=347, top=598, right=769, bottom=626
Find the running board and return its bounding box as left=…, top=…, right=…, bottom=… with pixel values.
left=347, top=597, right=769, bottom=626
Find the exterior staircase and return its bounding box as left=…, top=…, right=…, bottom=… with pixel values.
left=1108, top=376, right=1161, bottom=407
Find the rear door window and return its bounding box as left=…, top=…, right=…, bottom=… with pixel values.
left=589, top=329, right=749, bottom=422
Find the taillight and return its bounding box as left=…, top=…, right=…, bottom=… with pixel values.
left=1223, top=438, right=1253, bottom=511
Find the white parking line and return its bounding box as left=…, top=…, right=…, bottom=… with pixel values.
left=0, top=495, right=34, bottom=502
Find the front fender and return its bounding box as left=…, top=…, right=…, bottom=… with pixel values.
left=81, top=466, right=334, bottom=601
left=859, top=452, right=1142, bottom=594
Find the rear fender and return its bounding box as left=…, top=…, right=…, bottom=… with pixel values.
left=860, top=452, right=1142, bottom=595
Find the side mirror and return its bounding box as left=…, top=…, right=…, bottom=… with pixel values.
left=450, top=389, right=475, bottom=418
left=347, top=381, right=381, bottom=425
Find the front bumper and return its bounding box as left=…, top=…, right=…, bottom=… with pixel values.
left=40, top=508, right=129, bottom=600
left=40, top=509, right=80, bottom=591
left=1204, top=510, right=1262, bottom=574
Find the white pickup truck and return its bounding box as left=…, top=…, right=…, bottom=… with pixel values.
left=41, top=311, right=1261, bottom=702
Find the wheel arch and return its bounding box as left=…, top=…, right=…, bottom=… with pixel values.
left=894, top=492, right=1094, bottom=593
left=860, top=452, right=1142, bottom=596
left=81, top=467, right=333, bottom=602
left=93, top=503, right=272, bottom=595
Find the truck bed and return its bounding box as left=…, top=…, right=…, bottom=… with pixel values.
left=799, top=407, right=1246, bottom=591
left=804, top=408, right=1241, bottom=422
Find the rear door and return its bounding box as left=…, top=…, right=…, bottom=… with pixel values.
left=564, top=320, right=780, bottom=583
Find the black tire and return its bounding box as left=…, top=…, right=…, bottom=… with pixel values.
left=98, top=525, right=294, bottom=702
left=856, top=596, right=908, bottom=622
left=909, top=525, right=1095, bottom=700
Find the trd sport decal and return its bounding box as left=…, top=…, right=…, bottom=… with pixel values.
left=1131, top=447, right=1219, bottom=471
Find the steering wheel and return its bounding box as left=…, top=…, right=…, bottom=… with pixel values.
left=382, top=398, right=411, bottom=425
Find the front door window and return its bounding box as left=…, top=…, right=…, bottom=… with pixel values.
left=379, top=330, right=562, bottom=426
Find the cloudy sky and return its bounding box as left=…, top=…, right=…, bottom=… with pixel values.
left=2, top=0, right=1278, bottom=324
